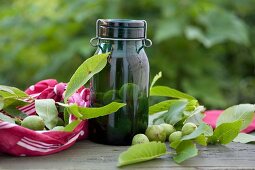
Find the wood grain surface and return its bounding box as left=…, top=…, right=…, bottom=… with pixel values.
left=1, top=140, right=255, bottom=170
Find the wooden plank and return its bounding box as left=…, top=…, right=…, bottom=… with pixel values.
left=1, top=141, right=255, bottom=170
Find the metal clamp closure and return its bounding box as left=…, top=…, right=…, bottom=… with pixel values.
left=90, top=19, right=152, bottom=48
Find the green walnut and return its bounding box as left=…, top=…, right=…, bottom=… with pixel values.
left=103, top=90, right=119, bottom=105
left=137, top=96, right=148, bottom=113
left=182, top=122, right=197, bottom=136
left=52, top=126, right=65, bottom=131
left=56, top=117, right=64, bottom=126
left=94, top=92, right=104, bottom=103
left=119, top=83, right=140, bottom=100
left=132, top=134, right=149, bottom=145
left=169, top=131, right=182, bottom=143
left=21, top=115, right=45, bottom=131
left=145, top=125, right=166, bottom=142
left=160, top=123, right=176, bottom=139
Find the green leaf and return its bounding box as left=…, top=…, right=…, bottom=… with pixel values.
left=185, top=112, right=205, bottom=126
left=63, top=108, right=70, bottom=126
left=4, top=107, right=28, bottom=119
left=66, top=104, right=83, bottom=118
left=0, top=88, right=29, bottom=111
left=155, top=18, right=185, bottom=43
left=0, top=85, right=28, bottom=98
left=0, top=112, right=15, bottom=123
left=0, top=86, right=14, bottom=94
left=62, top=102, right=126, bottom=119
left=64, top=53, right=110, bottom=102
left=57, top=103, right=83, bottom=119
left=118, top=142, right=167, bottom=167
left=185, top=100, right=199, bottom=110
left=185, top=10, right=249, bottom=48
left=233, top=133, right=255, bottom=144
left=149, top=99, right=180, bottom=115
left=184, top=106, right=206, bottom=125
left=170, top=140, right=181, bottom=149
left=35, top=99, right=59, bottom=129
left=64, top=120, right=81, bottom=132
left=182, top=123, right=213, bottom=141
left=209, top=120, right=242, bottom=144
left=78, top=102, right=126, bottom=119
left=173, top=141, right=198, bottom=164
left=153, top=100, right=188, bottom=125
left=150, top=71, right=162, bottom=89
left=0, top=97, right=3, bottom=110
left=216, top=104, right=255, bottom=130
left=198, top=10, right=249, bottom=47
left=152, top=112, right=168, bottom=125
left=3, top=98, right=29, bottom=109
left=195, top=135, right=207, bottom=146
left=150, top=86, right=195, bottom=100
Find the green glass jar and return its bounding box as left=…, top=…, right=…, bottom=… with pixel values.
left=89, top=19, right=151, bottom=145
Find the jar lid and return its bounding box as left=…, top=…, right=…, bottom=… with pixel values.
left=98, top=19, right=145, bottom=28
left=98, top=19, right=146, bottom=39
left=90, top=19, right=152, bottom=47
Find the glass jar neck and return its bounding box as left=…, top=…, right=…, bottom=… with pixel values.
left=98, top=40, right=144, bottom=53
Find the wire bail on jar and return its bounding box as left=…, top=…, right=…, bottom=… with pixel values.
left=90, top=19, right=152, bottom=48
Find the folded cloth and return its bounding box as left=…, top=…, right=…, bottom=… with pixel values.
left=19, top=79, right=90, bottom=114
left=0, top=120, right=88, bottom=156
left=0, top=79, right=90, bottom=156
left=25, top=79, right=90, bottom=106
left=203, top=110, right=255, bottom=133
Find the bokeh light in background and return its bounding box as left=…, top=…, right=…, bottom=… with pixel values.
left=0, top=0, right=255, bottom=109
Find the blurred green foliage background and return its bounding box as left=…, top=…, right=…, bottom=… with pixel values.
left=0, top=0, right=255, bottom=109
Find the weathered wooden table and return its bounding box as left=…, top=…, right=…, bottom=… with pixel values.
left=0, top=140, right=255, bottom=170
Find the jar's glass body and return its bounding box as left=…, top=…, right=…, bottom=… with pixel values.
left=89, top=40, right=149, bottom=145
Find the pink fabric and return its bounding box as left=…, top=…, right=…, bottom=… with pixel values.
left=0, top=120, right=88, bottom=156
left=68, top=88, right=90, bottom=107
left=20, top=79, right=90, bottom=114
left=25, top=79, right=65, bottom=102
left=203, top=110, right=255, bottom=133
left=0, top=79, right=90, bottom=156
left=25, top=79, right=90, bottom=107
